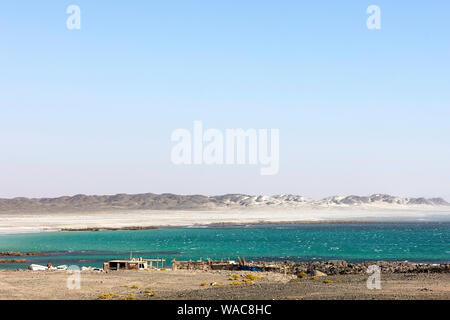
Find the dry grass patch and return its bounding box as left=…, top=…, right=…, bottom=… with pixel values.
left=98, top=293, right=120, bottom=300
left=228, top=274, right=240, bottom=281
left=244, top=274, right=261, bottom=281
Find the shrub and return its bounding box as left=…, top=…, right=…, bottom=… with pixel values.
left=200, top=282, right=208, bottom=286
left=311, top=276, right=319, bottom=280
left=99, top=293, right=118, bottom=300
left=244, top=274, right=261, bottom=280
left=230, top=281, right=242, bottom=286
left=228, top=274, right=240, bottom=280
left=297, top=272, right=307, bottom=278
left=323, top=280, right=333, bottom=284
left=131, top=285, right=139, bottom=289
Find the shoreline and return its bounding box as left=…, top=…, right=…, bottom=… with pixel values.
left=1, top=257, right=449, bottom=270
left=0, top=219, right=449, bottom=235
left=0, top=252, right=449, bottom=268
left=51, top=220, right=403, bottom=232
left=0, top=208, right=449, bottom=235
left=2, top=261, right=450, bottom=269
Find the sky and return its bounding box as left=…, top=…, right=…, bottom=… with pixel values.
left=0, top=1, right=449, bottom=200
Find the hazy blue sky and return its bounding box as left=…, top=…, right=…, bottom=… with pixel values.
left=1, top=1, right=449, bottom=199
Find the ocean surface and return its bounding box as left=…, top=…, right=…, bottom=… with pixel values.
left=0, top=222, right=449, bottom=270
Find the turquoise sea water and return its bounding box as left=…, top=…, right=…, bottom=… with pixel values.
left=0, top=222, right=449, bottom=269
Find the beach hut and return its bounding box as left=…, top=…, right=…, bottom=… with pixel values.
left=103, top=257, right=165, bottom=271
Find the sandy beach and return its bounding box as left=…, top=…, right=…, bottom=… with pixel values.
left=1, top=207, right=449, bottom=234
left=0, top=269, right=448, bottom=300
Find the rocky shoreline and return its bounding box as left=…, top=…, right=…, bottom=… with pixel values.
left=0, top=259, right=28, bottom=264
left=0, top=252, right=46, bottom=257
left=60, top=226, right=158, bottom=232
left=173, top=258, right=450, bottom=274
left=253, top=260, right=450, bottom=275
left=0, top=250, right=448, bottom=274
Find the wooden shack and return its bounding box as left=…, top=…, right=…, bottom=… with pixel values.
left=103, top=257, right=165, bottom=271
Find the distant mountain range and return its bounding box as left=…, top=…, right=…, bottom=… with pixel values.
left=0, top=193, right=448, bottom=213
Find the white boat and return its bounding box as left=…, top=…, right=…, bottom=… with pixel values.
left=28, top=264, right=47, bottom=271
